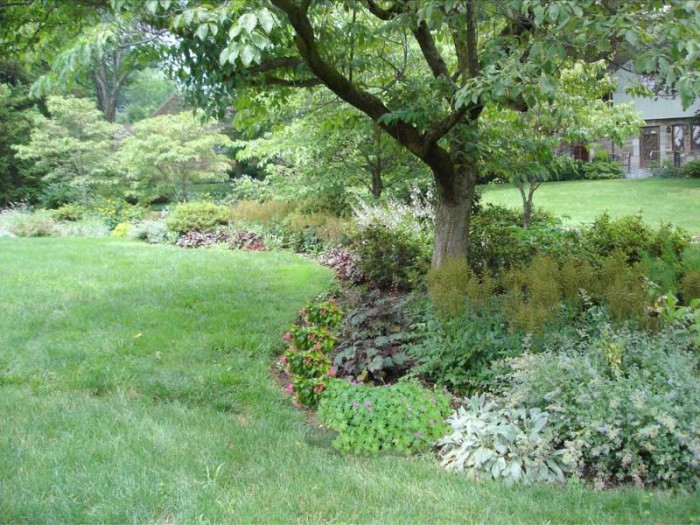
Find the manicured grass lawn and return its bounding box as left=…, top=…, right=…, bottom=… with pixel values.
left=481, top=178, right=700, bottom=235
left=0, top=238, right=698, bottom=523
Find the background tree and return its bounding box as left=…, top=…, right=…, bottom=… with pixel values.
left=149, top=0, right=700, bottom=267
left=236, top=90, right=431, bottom=213
left=116, top=112, right=233, bottom=202
left=0, top=59, right=44, bottom=206
left=481, top=61, right=645, bottom=229
left=13, top=95, right=120, bottom=207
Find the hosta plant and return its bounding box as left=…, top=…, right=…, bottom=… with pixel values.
left=437, top=396, right=573, bottom=485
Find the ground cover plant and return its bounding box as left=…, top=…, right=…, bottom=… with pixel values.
left=1, top=238, right=698, bottom=523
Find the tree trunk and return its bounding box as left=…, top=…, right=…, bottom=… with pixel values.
left=432, top=162, right=477, bottom=268
left=371, top=124, right=383, bottom=198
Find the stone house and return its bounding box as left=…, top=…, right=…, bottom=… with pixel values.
left=593, top=70, right=700, bottom=178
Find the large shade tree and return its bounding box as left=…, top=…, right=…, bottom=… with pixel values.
left=146, top=0, right=700, bottom=267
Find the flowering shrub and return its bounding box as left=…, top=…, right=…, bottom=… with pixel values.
left=317, top=378, right=450, bottom=455
left=165, top=201, right=229, bottom=234
left=280, top=298, right=343, bottom=406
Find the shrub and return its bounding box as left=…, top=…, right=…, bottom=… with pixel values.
left=437, top=396, right=573, bottom=484
left=49, top=203, right=84, bottom=222
left=410, top=307, right=522, bottom=395
left=129, top=219, right=170, bottom=244
left=497, top=328, right=700, bottom=489
left=354, top=224, right=430, bottom=291
left=581, top=160, right=624, bottom=180
left=596, top=251, right=649, bottom=323
left=681, top=159, right=700, bottom=178
left=281, top=211, right=351, bottom=252
left=165, top=201, right=229, bottom=234
left=317, top=378, right=451, bottom=455
left=0, top=208, right=57, bottom=237
left=111, top=222, right=133, bottom=238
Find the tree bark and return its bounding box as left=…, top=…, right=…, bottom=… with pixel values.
left=432, top=161, right=477, bottom=268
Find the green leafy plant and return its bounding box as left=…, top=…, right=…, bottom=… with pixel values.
left=165, top=201, right=229, bottom=234
left=437, top=396, right=573, bottom=485
left=497, top=328, right=700, bottom=489
left=317, top=378, right=450, bottom=456
left=427, top=256, right=495, bottom=317
left=680, top=160, right=700, bottom=178
left=410, top=307, right=522, bottom=395
left=354, top=224, right=430, bottom=291
left=129, top=219, right=170, bottom=244
left=581, top=160, right=624, bottom=180
left=48, top=203, right=84, bottom=222
left=111, top=222, right=133, bottom=238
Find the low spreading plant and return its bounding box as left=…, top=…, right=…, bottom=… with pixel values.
left=176, top=230, right=230, bottom=249
left=48, top=203, right=84, bottom=222
left=318, top=378, right=450, bottom=456
left=111, top=222, right=133, bottom=238
left=0, top=207, right=57, bottom=237
left=229, top=230, right=266, bottom=251
left=129, top=219, right=170, bottom=244
left=437, top=396, right=573, bottom=485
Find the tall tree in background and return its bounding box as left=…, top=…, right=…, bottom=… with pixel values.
left=148, top=0, right=700, bottom=267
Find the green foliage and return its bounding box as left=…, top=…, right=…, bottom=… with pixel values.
left=117, top=68, right=177, bottom=124
left=0, top=77, right=42, bottom=206
left=48, top=203, right=84, bottom=222
left=0, top=208, right=57, bottom=237
left=117, top=112, right=233, bottom=202
left=411, top=307, right=522, bottom=395
left=111, top=222, right=133, bottom=238
left=91, top=198, right=145, bottom=230
left=13, top=96, right=120, bottom=202
left=681, top=160, right=700, bottom=179
left=597, top=251, right=650, bottom=324
left=498, top=328, right=700, bottom=489
left=165, top=201, right=229, bottom=234
left=317, top=379, right=450, bottom=456
left=584, top=213, right=689, bottom=265
left=129, top=219, right=170, bottom=244
left=427, top=257, right=495, bottom=317
left=354, top=224, right=430, bottom=291
left=437, top=396, right=572, bottom=485
left=680, top=270, right=700, bottom=304
left=581, top=160, right=625, bottom=180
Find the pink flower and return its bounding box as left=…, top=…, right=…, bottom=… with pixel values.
left=283, top=332, right=292, bottom=342
left=303, top=357, right=311, bottom=364
left=328, top=366, right=336, bottom=377
left=279, top=355, right=287, bottom=365
left=313, top=342, right=322, bottom=351
left=300, top=308, right=307, bottom=315
left=313, top=384, right=325, bottom=393
left=285, top=383, right=294, bottom=393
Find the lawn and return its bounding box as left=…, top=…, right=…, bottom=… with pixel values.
left=481, top=178, right=700, bottom=235
left=0, top=238, right=698, bottom=523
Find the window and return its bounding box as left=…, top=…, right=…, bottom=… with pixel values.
left=672, top=125, right=684, bottom=151
left=692, top=125, right=700, bottom=151
left=571, top=142, right=589, bottom=161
